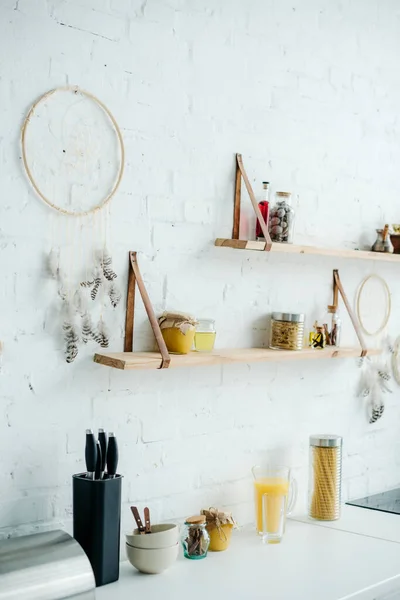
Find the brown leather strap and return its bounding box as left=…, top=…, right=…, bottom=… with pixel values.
left=333, top=269, right=368, bottom=358
left=232, top=158, right=241, bottom=239
left=128, top=252, right=171, bottom=369
left=236, top=153, right=272, bottom=251
left=124, top=255, right=136, bottom=352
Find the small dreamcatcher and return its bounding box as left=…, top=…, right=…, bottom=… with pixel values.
left=22, top=87, right=124, bottom=363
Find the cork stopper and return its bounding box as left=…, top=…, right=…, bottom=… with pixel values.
left=185, top=515, right=206, bottom=525
left=276, top=191, right=291, bottom=197
left=327, top=305, right=337, bottom=314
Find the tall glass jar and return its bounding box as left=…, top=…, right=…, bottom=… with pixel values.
left=308, top=435, right=342, bottom=521
left=181, top=516, right=210, bottom=560
left=269, top=192, right=295, bottom=243
left=194, top=319, right=216, bottom=352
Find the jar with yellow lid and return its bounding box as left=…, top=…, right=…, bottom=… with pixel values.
left=158, top=311, right=197, bottom=354
left=201, top=507, right=236, bottom=551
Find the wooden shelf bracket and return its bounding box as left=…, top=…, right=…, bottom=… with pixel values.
left=124, top=252, right=171, bottom=369
left=233, top=153, right=272, bottom=250
left=331, top=269, right=368, bottom=358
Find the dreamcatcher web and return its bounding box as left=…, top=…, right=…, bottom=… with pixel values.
left=21, top=87, right=124, bottom=216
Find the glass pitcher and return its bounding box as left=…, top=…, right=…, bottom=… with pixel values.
left=252, top=465, right=298, bottom=537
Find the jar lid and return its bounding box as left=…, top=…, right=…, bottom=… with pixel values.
left=158, top=311, right=197, bottom=333
left=201, top=508, right=237, bottom=527
left=272, top=312, right=305, bottom=323
left=185, top=515, right=206, bottom=525
left=276, top=191, right=291, bottom=197
left=310, top=434, right=342, bottom=448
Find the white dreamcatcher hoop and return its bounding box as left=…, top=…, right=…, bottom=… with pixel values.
left=356, top=274, right=391, bottom=337
left=21, top=85, right=125, bottom=217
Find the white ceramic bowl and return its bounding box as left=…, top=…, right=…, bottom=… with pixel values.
left=126, top=523, right=179, bottom=549
left=125, top=542, right=179, bottom=574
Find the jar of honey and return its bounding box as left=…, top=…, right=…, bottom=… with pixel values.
left=158, top=312, right=197, bottom=354
left=201, top=508, right=237, bottom=552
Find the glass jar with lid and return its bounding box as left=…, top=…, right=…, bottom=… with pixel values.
left=181, top=515, right=210, bottom=560
left=270, top=312, right=305, bottom=351
left=194, top=319, right=216, bottom=352
left=269, top=191, right=295, bottom=243
left=308, top=434, right=342, bottom=521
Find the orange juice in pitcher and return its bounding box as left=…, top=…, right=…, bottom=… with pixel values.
left=252, top=466, right=297, bottom=542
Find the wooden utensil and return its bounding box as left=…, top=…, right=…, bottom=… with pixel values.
left=144, top=507, right=151, bottom=534
left=130, top=506, right=145, bottom=535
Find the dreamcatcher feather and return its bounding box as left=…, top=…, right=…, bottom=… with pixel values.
left=108, top=281, right=121, bottom=308
left=63, top=320, right=79, bottom=363
left=358, top=353, right=392, bottom=424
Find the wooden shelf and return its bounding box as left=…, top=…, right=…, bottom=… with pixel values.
left=215, top=239, right=400, bottom=262
left=94, top=346, right=380, bottom=371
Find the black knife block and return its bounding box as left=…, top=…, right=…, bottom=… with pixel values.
left=72, top=473, right=122, bottom=587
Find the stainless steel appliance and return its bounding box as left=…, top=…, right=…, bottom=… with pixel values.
left=0, top=529, right=95, bottom=600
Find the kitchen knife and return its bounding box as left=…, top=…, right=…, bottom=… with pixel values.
left=94, top=440, right=102, bottom=480
left=85, top=429, right=97, bottom=480
left=98, top=429, right=108, bottom=480
left=106, top=432, right=118, bottom=478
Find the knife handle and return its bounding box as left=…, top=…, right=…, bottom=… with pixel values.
left=98, top=429, right=108, bottom=478
left=85, top=429, right=96, bottom=479
left=94, top=441, right=102, bottom=480
left=107, top=433, right=118, bottom=478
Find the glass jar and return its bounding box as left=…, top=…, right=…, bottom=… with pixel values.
left=194, top=319, right=216, bottom=352
left=269, top=313, right=305, bottom=351
left=308, top=435, right=342, bottom=521
left=181, top=516, right=210, bottom=560
left=269, top=191, right=295, bottom=243
left=158, top=311, right=197, bottom=354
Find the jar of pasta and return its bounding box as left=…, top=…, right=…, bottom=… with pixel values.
left=269, top=313, right=305, bottom=351
left=308, top=435, right=342, bottom=521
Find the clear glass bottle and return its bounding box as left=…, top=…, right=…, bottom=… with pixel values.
left=181, top=516, right=210, bottom=560
left=194, top=319, right=216, bottom=352
left=328, top=307, right=342, bottom=347
left=255, top=181, right=270, bottom=240
left=269, top=191, right=295, bottom=243
left=309, top=435, right=342, bottom=521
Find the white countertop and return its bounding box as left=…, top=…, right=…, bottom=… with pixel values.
left=292, top=504, right=400, bottom=544
left=97, top=507, right=400, bottom=600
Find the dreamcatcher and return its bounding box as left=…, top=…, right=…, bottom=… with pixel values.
left=21, top=87, right=124, bottom=363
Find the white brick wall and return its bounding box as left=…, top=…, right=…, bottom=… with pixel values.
left=1, top=0, right=400, bottom=539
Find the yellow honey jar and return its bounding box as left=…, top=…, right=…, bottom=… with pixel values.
left=158, top=311, right=197, bottom=355
left=201, top=508, right=236, bottom=552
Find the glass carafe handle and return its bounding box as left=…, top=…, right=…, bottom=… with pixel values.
left=287, top=478, right=298, bottom=515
